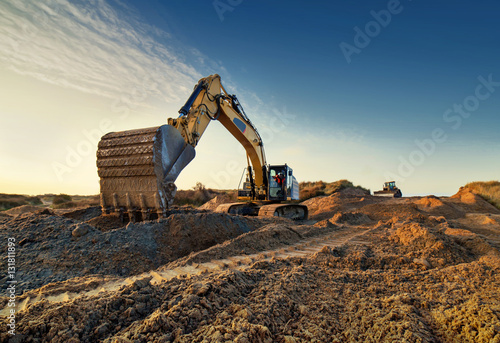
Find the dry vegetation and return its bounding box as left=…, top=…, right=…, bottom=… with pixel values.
left=463, top=181, right=500, bottom=209
left=0, top=183, right=232, bottom=213
left=299, top=179, right=369, bottom=201
left=50, top=194, right=100, bottom=209
left=174, top=182, right=236, bottom=207
left=0, top=194, right=42, bottom=211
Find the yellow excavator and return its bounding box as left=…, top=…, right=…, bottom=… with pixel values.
left=96, top=74, right=308, bottom=221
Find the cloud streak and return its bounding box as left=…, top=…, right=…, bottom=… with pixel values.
left=0, top=0, right=209, bottom=109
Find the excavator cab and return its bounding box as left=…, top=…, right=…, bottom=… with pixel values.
left=230, top=163, right=306, bottom=219
left=237, top=164, right=300, bottom=202
left=268, top=165, right=299, bottom=201
left=384, top=181, right=397, bottom=191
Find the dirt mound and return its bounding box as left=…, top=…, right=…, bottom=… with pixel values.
left=415, top=195, right=444, bottom=207
left=330, top=211, right=371, bottom=225
left=412, top=196, right=466, bottom=219
left=62, top=206, right=102, bottom=222
left=156, top=213, right=261, bottom=258
left=165, top=221, right=344, bottom=269
left=388, top=222, right=471, bottom=267
left=86, top=213, right=124, bottom=231
left=452, top=188, right=484, bottom=204
left=483, top=216, right=498, bottom=225
left=338, top=187, right=370, bottom=197
left=302, top=192, right=381, bottom=220
left=451, top=188, right=500, bottom=213
left=461, top=181, right=500, bottom=209
left=359, top=202, right=425, bottom=222
left=3, top=204, right=44, bottom=216
left=199, top=194, right=233, bottom=211
left=85, top=207, right=209, bottom=232
left=0, top=211, right=270, bottom=292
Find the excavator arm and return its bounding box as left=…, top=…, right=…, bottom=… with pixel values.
left=167, top=74, right=268, bottom=194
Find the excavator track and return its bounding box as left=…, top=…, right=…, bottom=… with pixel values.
left=258, top=203, right=308, bottom=220
left=215, top=202, right=260, bottom=216
left=215, top=202, right=308, bottom=220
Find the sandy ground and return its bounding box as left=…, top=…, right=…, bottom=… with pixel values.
left=1, top=188, right=500, bottom=342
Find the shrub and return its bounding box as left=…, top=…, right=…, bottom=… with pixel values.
left=173, top=183, right=236, bottom=207
left=0, top=194, right=43, bottom=211
left=299, top=179, right=369, bottom=201
left=52, top=195, right=100, bottom=209
left=52, top=194, right=72, bottom=205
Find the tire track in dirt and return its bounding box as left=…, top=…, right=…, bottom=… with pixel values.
left=1, top=226, right=370, bottom=315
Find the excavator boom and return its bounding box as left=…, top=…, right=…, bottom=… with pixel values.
left=167, top=75, right=267, bottom=192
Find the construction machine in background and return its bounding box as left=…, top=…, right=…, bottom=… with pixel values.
left=96, top=74, right=308, bottom=221
left=373, top=181, right=402, bottom=198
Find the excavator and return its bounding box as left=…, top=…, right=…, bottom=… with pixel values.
left=96, top=74, right=308, bottom=221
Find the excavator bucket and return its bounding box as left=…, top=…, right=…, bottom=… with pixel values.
left=97, top=124, right=195, bottom=220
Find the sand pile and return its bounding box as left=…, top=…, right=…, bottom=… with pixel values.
left=412, top=196, right=466, bottom=220
left=451, top=188, right=500, bottom=214
left=452, top=188, right=485, bottom=204
left=3, top=205, right=44, bottom=217
left=198, top=194, right=233, bottom=211
left=483, top=216, right=498, bottom=225
left=61, top=206, right=102, bottom=222
left=164, top=220, right=345, bottom=269
left=301, top=190, right=380, bottom=220
left=359, top=202, right=425, bottom=222
left=0, top=212, right=274, bottom=292
left=415, top=195, right=444, bottom=207
left=330, top=211, right=371, bottom=225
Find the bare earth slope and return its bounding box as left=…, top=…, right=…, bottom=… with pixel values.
left=1, top=188, right=500, bottom=342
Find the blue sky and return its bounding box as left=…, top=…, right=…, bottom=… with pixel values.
left=0, top=0, right=499, bottom=196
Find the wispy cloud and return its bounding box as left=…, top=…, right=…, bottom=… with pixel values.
left=0, top=0, right=213, bottom=108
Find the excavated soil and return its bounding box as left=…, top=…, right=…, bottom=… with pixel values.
left=1, top=188, right=500, bottom=342
left=0, top=211, right=284, bottom=293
